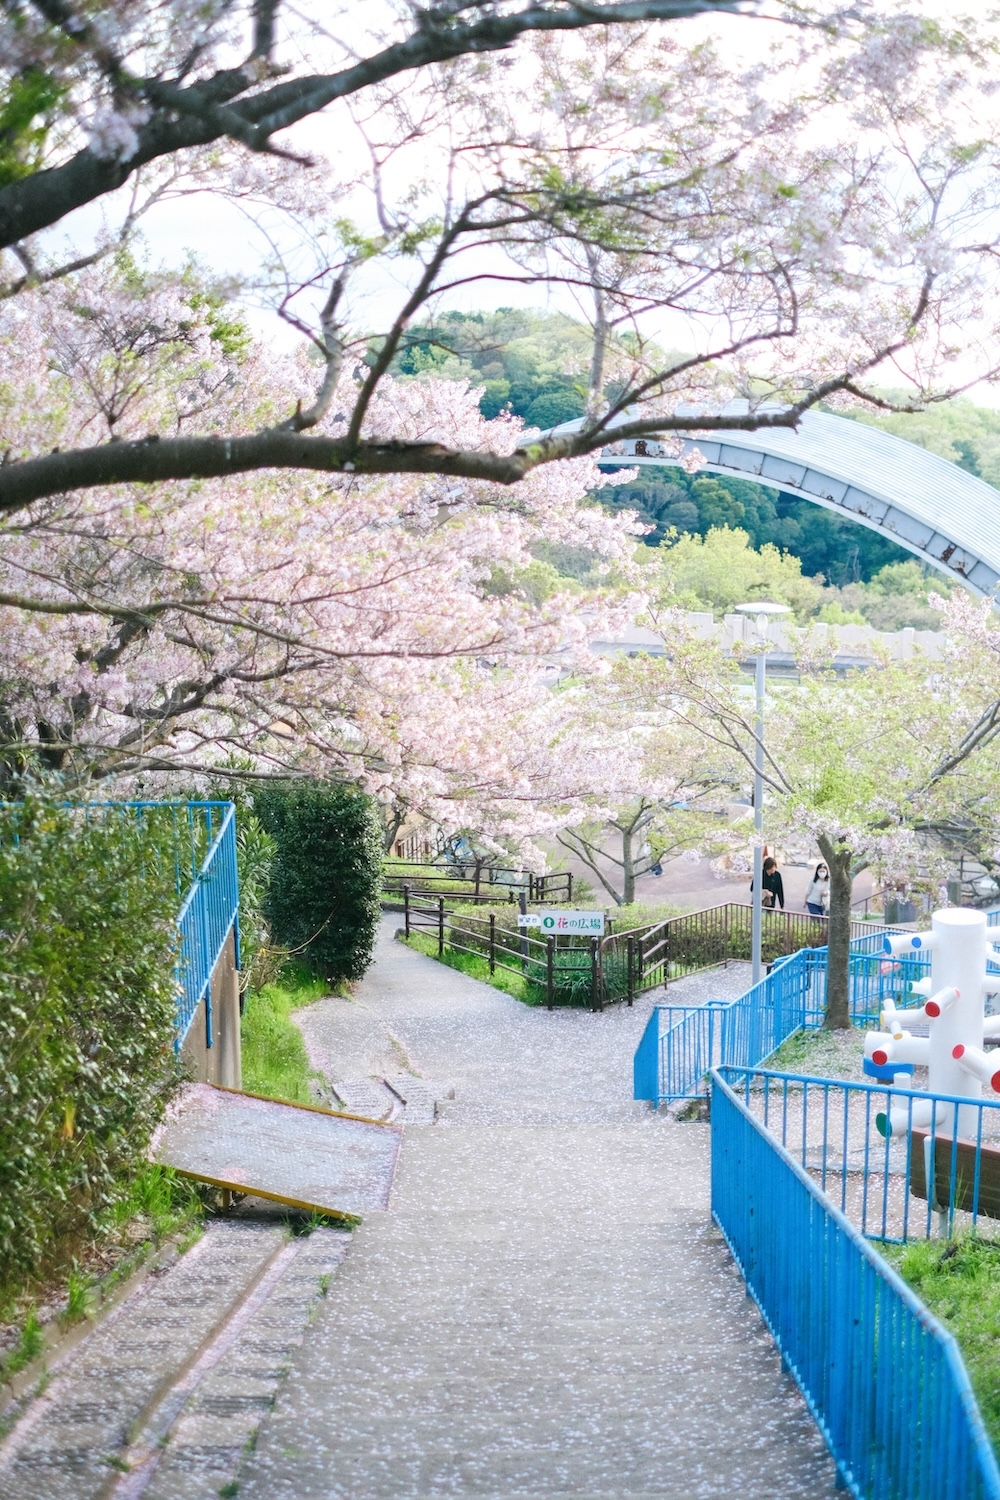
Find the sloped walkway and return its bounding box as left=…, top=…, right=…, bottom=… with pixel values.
left=239, top=922, right=834, bottom=1498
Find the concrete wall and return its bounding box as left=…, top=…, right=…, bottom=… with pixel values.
left=589, top=614, right=944, bottom=663
left=179, top=926, right=242, bottom=1089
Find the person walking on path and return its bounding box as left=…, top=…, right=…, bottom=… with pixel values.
left=751, top=855, right=785, bottom=910
left=804, top=862, right=830, bottom=918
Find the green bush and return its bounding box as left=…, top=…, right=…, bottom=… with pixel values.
left=255, top=781, right=382, bottom=984
left=0, top=794, right=181, bottom=1299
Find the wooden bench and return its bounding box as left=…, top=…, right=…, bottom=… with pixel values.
left=909, top=1128, right=1000, bottom=1218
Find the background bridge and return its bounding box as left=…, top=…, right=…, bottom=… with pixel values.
left=570, top=406, right=1000, bottom=597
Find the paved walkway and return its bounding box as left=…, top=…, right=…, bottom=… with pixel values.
left=239, top=922, right=834, bottom=1498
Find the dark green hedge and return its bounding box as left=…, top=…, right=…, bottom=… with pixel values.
left=255, top=781, right=382, bottom=984
left=0, top=796, right=180, bottom=1297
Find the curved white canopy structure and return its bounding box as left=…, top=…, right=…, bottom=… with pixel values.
left=582, top=409, right=1000, bottom=597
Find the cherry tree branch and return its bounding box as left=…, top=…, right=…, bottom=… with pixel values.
left=0, top=1, right=752, bottom=249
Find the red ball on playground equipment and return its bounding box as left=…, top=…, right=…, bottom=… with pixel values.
left=953, top=1044, right=966, bottom=1059
left=872, top=1049, right=888, bottom=1066
left=926, top=1000, right=941, bottom=1017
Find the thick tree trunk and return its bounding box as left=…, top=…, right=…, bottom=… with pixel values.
left=622, top=829, right=635, bottom=906
left=819, top=833, right=854, bottom=1029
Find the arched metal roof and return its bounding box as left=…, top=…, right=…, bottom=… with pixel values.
left=580, top=408, right=1000, bottom=596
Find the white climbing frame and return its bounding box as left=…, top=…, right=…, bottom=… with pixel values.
left=865, top=908, right=1000, bottom=1138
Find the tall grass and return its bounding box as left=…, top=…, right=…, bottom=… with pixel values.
left=240, top=963, right=328, bottom=1102
left=884, top=1235, right=1000, bottom=1451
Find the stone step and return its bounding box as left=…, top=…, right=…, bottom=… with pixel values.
left=330, top=1078, right=400, bottom=1121
left=332, top=1075, right=454, bottom=1125
left=0, top=1222, right=351, bottom=1500
left=383, top=1075, right=454, bottom=1125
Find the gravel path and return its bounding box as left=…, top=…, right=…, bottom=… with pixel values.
left=239, top=921, right=834, bottom=1498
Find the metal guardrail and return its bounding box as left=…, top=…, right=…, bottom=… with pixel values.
left=634, top=942, right=930, bottom=1106
left=719, top=1065, right=1000, bottom=1244
left=174, top=802, right=239, bottom=1045
left=384, top=860, right=572, bottom=902
left=75, top=800, right=240, bottom=1044
left=711, top=1068, right=1000, bottom=1500
left=403, top=893, right=600, bottom=1008
left=635, top=910, right=1000, bottom=1106
left=603, top=901, right=876, bottom=996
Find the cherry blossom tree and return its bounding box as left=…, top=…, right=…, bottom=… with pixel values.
left=551, top=700, right=732, bottom=903
left=619, top=626, right=1000, bottom=1027
left=0, top=258, right=648, bottom=863
left=1, top=6, right=1000, bottom=508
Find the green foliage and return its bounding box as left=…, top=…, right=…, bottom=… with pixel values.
left=609, top=901, right=686, bottom=931
left=255, top=781, right=383, bottom=984
left=819, top=559, right=951, bottom=631
left=885, top=1235, right=1000, bottom=1451
left=389, top=308, right=592, bottom=424
left=645, top=524, right=948, bottom=629
left=241, top=964, right=327, bottom=1104
left=0, top=70, right=64, bottom=189
left=0, top=795, right=181, bottom=1300
left=233, top=806, right=277, bottom=993
left=3, top=1309, right=43, bottom=1376
left=653, top=526, right=822, bottom=620
left=597, top=464, right=910, bottom=581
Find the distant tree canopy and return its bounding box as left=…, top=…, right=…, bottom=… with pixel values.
left=655, top=527, right=950, bottom=630
left=595, top=466, right=911, bottom=584
left=391, top=308, right=602, bottom=427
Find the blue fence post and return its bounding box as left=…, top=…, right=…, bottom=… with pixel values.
left=633, top=1007, right=661, bottom=1103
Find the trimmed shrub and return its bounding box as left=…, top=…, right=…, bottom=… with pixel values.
left=0, top=795, right=181, bottom=1298
left=255, top=781, right=382, bottom=983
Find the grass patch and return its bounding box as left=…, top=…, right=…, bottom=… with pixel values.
left=99, top=1163, right=203, bottom=1246
left=240, top=962, right=329, bottom=1103
left=767, top=1025, right=865, bottom=1081
left=608, top=901, right=686, bottom=931
left=403, top=930, right=545, bottom=1005
left=882, top=1235, right=1000, bottom=1451
left=0, top=1164, right=203, bottom=1383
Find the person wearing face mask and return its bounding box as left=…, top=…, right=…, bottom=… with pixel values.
left=804, top=861, right=830, bottom=917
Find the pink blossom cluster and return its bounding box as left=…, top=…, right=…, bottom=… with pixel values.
left=0, top=270, right=643, bottom=848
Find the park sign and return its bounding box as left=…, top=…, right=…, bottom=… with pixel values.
left=516, top=910, right=606, bottom=934
left=543, top=909, right=605, bottom=935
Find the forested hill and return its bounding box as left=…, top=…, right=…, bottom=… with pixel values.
left=390, top=308, right=1000, bottom=588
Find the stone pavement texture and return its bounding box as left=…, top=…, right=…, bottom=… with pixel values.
left=0, top=1222, right=350, bottom=1500
left=239, top=920, right=835, bottom=1498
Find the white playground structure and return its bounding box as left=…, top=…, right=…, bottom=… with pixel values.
left=864, top=907, right=1000, bottom=1139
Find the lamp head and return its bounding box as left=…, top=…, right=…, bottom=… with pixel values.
left=734, top=600, right=792, bottom=638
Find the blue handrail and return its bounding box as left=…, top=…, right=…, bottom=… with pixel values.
left=711, top=1067, right=1000, bottom=1499
left=635, top=938, right=931, bottom=1106
left=77, top=799, right=239, bottom=1044
left=173, top=802, right=239, bottom=1044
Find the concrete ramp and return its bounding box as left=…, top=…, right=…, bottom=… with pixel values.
left=153, top=1083, right=401, bottom=1218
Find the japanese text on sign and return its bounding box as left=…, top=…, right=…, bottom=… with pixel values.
left=539, top=910, right=605, bottom=935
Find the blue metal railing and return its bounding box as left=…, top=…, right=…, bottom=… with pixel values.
left=711, top=1068, right=1000, bottom=1499
left=173, top=802, right=239, bottom=1044
left=81, top=799, right=239, bottom=1044
left=635, top=940, right=931, bottom=1106
left=720, top=1065, right=1000, bottom=1243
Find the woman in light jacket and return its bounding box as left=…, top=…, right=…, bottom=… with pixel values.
left=804, top=862, right=830, bottom=918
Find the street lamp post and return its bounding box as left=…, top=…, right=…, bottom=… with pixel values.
left=734, top=601, right=792, bottom=985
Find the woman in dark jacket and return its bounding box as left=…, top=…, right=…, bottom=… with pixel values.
left=751, top=855, right=784, bottom=910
